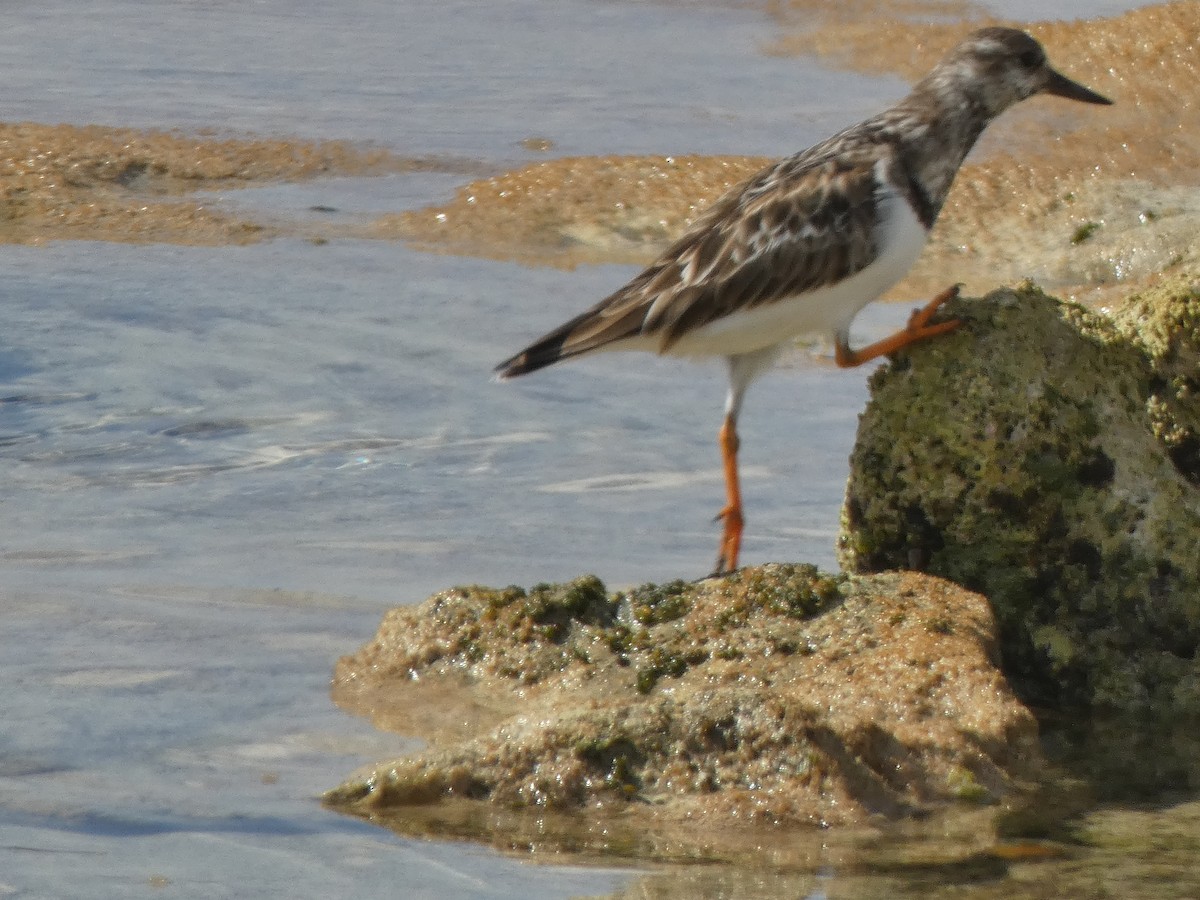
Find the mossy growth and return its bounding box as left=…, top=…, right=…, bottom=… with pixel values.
left=573, top=735, right=647, bottom=796
left=634, top=645, right=710, bottom=694
left=398, top=575, right=622, bottom=684
left=624, top=578, right=692, bottom=625
left=739, top=563, right=845, bottom=618
left=1071, top=221, right=1100, bottom=244
left=516, top=574, right=617, bottom=642
left=839, top=284, right=1200, bottom=714
left=381, top=569, right=849, bottom=697
left=946, top=766, right=992, bottom=803
left=717, top=563, right=845, bottom=628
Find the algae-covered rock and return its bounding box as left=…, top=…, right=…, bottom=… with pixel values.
left=327, top=566, right=1040, bottom=843
left=839, top=282, right=1200, bottom=714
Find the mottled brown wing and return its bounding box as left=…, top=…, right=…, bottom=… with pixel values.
left=495, top=145, right=886, bottom=378
left=655, top=152, right=885, bottom=349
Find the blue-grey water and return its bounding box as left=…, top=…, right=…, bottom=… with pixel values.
left=0, top=1, right=1161, bottom=898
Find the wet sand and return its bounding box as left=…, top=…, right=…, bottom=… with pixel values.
left=0, top=121, right=475, bottom=245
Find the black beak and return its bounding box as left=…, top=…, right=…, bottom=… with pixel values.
left=1042, top=67, right=1112, bottom=105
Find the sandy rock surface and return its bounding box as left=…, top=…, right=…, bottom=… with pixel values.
left=327, top=565, right=1040, bottom=848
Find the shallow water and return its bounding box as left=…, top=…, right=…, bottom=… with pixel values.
left=0, top=0, right=895, bottom=159
left=0, top=0, right=1183, bottom=898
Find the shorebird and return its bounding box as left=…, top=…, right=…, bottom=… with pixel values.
left=495, top=27, right=1111, bottom=576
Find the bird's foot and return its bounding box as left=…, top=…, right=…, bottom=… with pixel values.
left=835, top=283, right=963, bottom=368
left=708, top=504, right=744, bottom=578
left=907, top=282, right=963, bottom=332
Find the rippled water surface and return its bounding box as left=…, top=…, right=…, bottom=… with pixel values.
left=0, top=1, right=1174, bottom=897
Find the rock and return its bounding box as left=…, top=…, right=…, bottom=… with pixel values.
left=839, top=281, right=1200, bottom=714
left=326, top=565, right=1040, bottom=843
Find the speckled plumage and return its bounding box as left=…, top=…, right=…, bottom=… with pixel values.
left=496, top=27, right=1112, bottom=576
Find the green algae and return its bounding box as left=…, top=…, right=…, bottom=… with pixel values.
left=946, top=766, right=993, bottom=803
left=516, top=574, right=617, bottom=642
left=625, top=578, right=692, bottom=625
left=732, top=562, right=845, bottom=619
left=1070, top=221, right=1100, bottom=244
left=839, top=283, right=1200, bottom=714
left=572, top=734, right=646, bottom=795
left=356, top=566, right=846, bottom=696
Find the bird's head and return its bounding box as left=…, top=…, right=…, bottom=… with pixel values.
left=932, top=27, right=1112, bottom=116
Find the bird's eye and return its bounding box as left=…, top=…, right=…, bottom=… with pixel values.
left=1018, top=49, right=1042, bottom=68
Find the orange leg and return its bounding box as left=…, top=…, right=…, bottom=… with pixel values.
left=712, top=414, right=743, bottom=576
left=835, top=284, right=963, bottom=368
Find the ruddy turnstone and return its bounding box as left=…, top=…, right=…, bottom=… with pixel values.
left=495, top=27, right=1111, bottom=576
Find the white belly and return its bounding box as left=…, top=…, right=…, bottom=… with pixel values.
left=661, top=185, right=929, bottom=359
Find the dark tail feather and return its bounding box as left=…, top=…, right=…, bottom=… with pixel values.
left=493, top=330, right=573, bottom=380
left=495, top=285, right=652, bottom=380
left=494, top=303, right=626, bottom=380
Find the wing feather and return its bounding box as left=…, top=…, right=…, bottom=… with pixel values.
left=645, top=150, right=884, bottom=348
